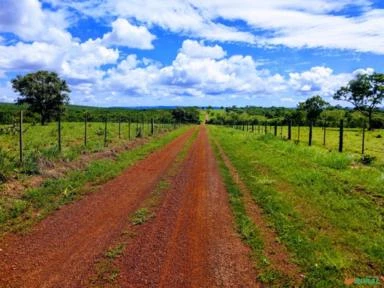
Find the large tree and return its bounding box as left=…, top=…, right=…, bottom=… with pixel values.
left=298, top=95, right=329, bottom=123
left=11, top=71, right=70, bottom=125
left=334, top=73, right=384, bottom=130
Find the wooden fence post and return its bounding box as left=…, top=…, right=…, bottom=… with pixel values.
left=362, top=121, right=366, bottom=155
left=323, top=121, right=326, bottom=146
left=308, top=122, right=313, bottom=146
left=58, top=113, right=62, bottom=152
left=297, top=125, right=301, bottom=142
left=151, top=118, right=154, bottom=136
left=136, top=116, right=140, bottom=137
left=339, top=120, right=344, bottom=153
left=288, top=120, right=292, bottom=140
left=104, top=117, right=108, bottom=147
left=118, top=116, right=121, bottom=139
left=19, top=110, right=23, bottom=164
left=84, top=113, right=87, bottom=147
left=128, top=118, right=131, bottom=140
left=142, top=116, right=145, bottom=137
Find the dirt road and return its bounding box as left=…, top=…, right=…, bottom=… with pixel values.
left=0, top=126, right=259, bottom=287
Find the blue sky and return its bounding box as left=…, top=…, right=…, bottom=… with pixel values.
left=0, top=0, right=383, bottom=107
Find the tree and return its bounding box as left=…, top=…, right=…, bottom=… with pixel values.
left=11, top=71, right=70, bottom=125
left=298, top=95, right=329, bottom=123
left=171, top=107, right=200, bottom=124
left=334, top=73, right=384, bottom=130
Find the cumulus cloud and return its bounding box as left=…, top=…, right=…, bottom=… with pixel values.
left=49, top=0, right=384, bottom=54
left=0, top=35, right=373, bottom=106
left=69, top=40, right=288, bottom=105
left=0, top=0, right=381, bottom=106
left=288, top=66, right=366, bottom=98
left=179, top=40, right=226, bottom=59
left=101, top=18, right=156, bottom=49
left=45, top=0, right=258, bottom=44
left=0, top=39, right=119, bottom=84
left=0, top=0, right=71, bottom=45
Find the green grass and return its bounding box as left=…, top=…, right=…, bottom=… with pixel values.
left=0, top=121, right=175, bottom=178
left=210, top=139, right=287, bottom=286
left=130, top=208, right=154, bottom=225
left=0, top=126, right=191, bottom=235
left=105, top=243, right=125, bottom=259
left=209, top=125, right=384, bottom=287
left=248, top=124, right=384, bottom=165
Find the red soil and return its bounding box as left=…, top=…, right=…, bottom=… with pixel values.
left=0, top=126, right=260, bottom=287
left=116, top=126, right=259, bottom=287
left=0, top=128, right=195, bottom=288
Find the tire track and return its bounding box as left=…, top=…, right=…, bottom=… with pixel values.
left=116, top=126, right=259, bottom=287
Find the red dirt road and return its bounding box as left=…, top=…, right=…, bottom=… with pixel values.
left=116, top=126, right=259, bottom=287
left=0, top=126, right=259, bottom=287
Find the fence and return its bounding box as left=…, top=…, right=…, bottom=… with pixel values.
left=228, top=120, right=384, bottom=161
left=0, top=111, right=181, bottom=176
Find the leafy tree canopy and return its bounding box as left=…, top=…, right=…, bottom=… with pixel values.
left=11, top=70, right=70, bottom=125
left=334, top=73, right=384, bottom=129
left=298, top=95, right=329, bottom=123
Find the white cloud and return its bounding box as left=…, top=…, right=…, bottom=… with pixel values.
left=0, top=0, right=71, bottom=45
left=1, top=37, right=373, bottom=106
left=179, top=40, right=226, bottom=59
left=67, top=40, right=287, bottom=105
left=157, top=41, right=285, bottom=97
left=0, top=42, right=62, bottom=71
left=0, top=39, right=119, bottom=83
left=46, top=0, right=258, bottom=44
left=101, top=18, right=156, bottom=49
left=0, top=0, right=382, bottom=107
left=50, top=0, right=384, bottom=54
left=288, top=66, right=371, bottom=99
left=352, top=67, right=375, bottom=76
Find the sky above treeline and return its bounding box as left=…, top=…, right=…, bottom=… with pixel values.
left=0, top=0, right=383, bottom=107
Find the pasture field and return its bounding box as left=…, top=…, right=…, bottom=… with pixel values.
left=0, top=121, right=174, bottom=177
left=244, top=124, right=384, bottom=164
left=209, top=125, right=384, bottom=287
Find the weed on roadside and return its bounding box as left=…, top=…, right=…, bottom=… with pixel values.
left=131, top=208, right=155, bottom=225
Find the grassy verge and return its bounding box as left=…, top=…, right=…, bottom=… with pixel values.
left=0, top=126, right=192, bottom=236
left=209, top=125, right=384, bottom=287
left=210, top=137, right=289, bottom=286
